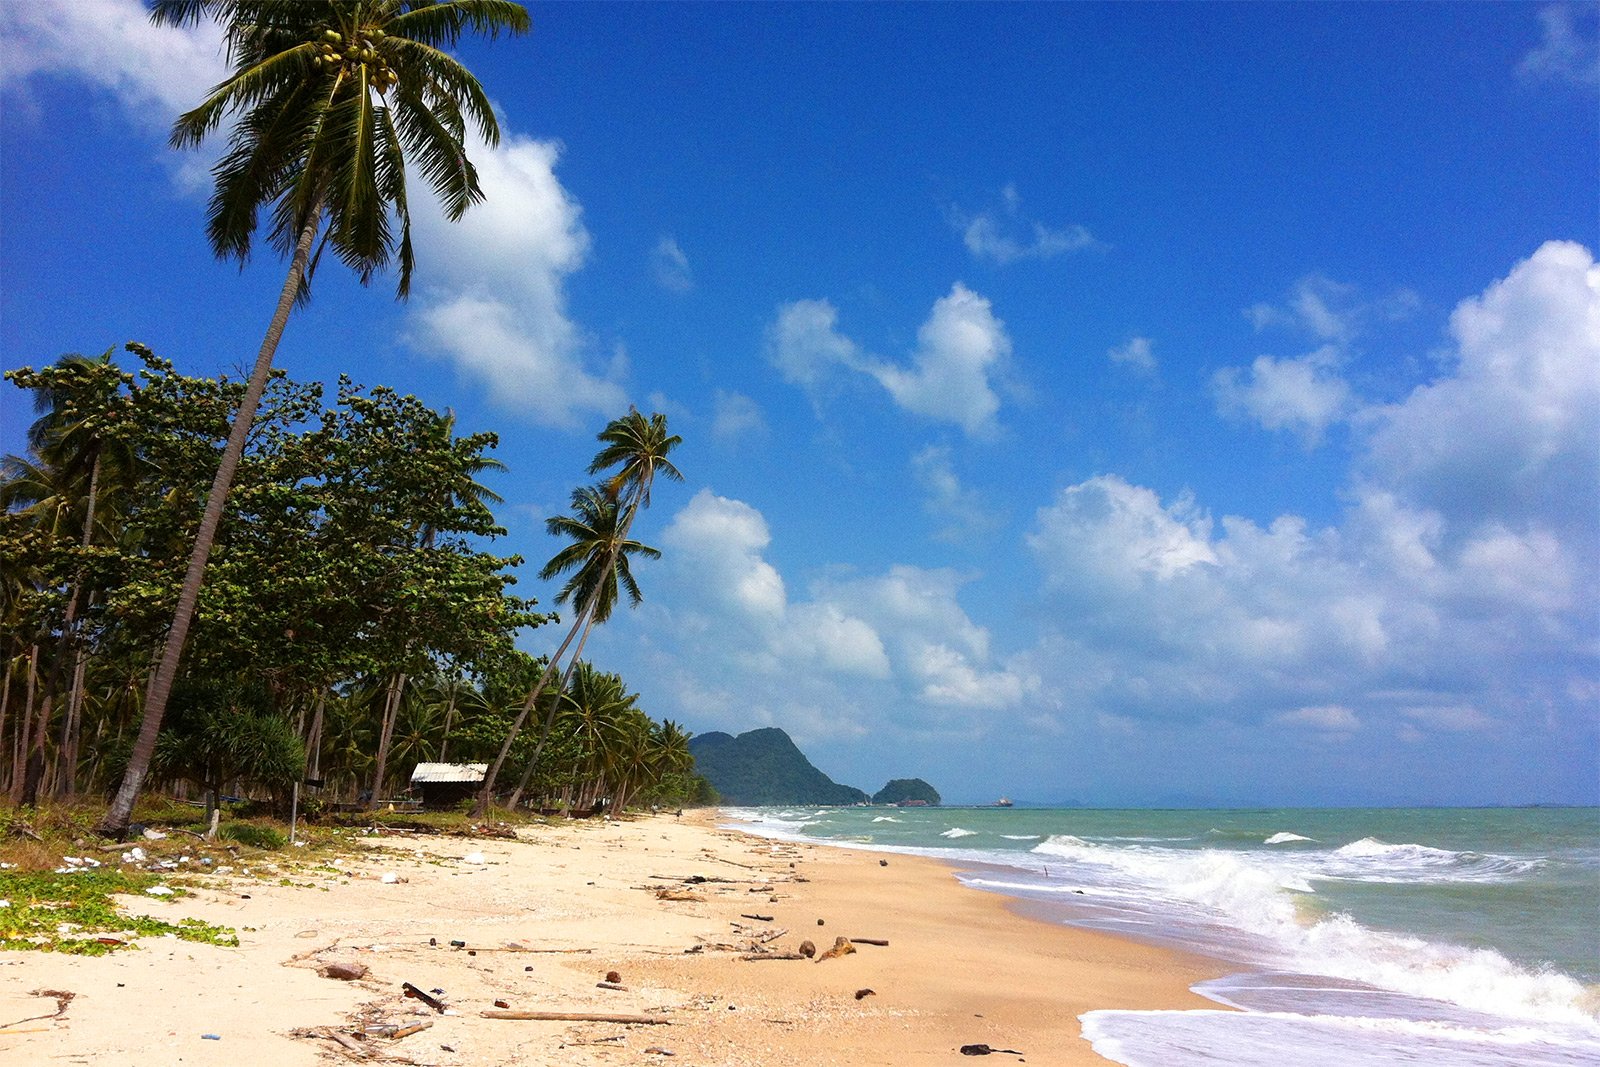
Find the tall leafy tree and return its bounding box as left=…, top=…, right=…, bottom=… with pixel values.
left=100, top=0, right=530, bottom=837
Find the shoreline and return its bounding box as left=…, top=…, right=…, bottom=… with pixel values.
left=1, top=810, right=1222, bottom=1065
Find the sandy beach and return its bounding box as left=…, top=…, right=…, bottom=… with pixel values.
left=0, top=812, right=1222, bottom=1066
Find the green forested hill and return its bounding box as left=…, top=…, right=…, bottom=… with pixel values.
left=688, top=727, right=868, bottom=806
left=871, top=778, right=941, bottom=805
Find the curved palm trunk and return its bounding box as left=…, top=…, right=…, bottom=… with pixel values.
left=476, top=488, right=647, bottom=818
left=507, top=607, right=598, bottom=810
left=96, top=207, right=321, bottom=839
left=436, top=685, right=459, bottom=764
left=56, top=446, right=103, bottom=798
left=474, top=604, right=589, bottom=817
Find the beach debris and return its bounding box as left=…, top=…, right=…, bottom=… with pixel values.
left=480, top=1009, right=670, bottom=1024
left=740, top=913, right=774, bottom=922
left=202, top=1033, right=221, bottom=1040
left=854, top=988, right=875, bottom=1000
left=850, top=938, right=890, bottom=947
left=605, top=970, right=622, bottom=983
left=401, top=982, right=446, bottom=1013
left=143, top=828, right=167, bottom=841
left=380, top=873, right=401, bottom=884
left=145, top=885, right=174, bottom=896
left=597, top=981, right=627, bottom=991
left=318, top=961, right=368, bottom=981
left=816, top=936, right=856, bottom=962
left=654, top=889, right=705, bottom=902
left=959, top=1044, right=1024, bottom=1056
left=644, top=1047, right=675, bottom=1056
left=450, top=939, right=467, bottom=948
left=740, top=952, right=808, bottom=961
left=494, top=999, right=510, bottom=1009
left=879, top=859, right=888, bottom=866
left=463, top=852, right=486, bottom=865
left=816, top=918, right=825, bottom=926
left=798, top=939, right=816, bottom=958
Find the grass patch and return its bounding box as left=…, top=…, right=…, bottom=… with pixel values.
left=0, top=867, right=237, bottom=955
left=217, top=821, right=286, bottom=850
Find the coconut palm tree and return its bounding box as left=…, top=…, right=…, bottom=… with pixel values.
left=476, top=411, right=680, bottom=815
left=99, top=0, right=529, bottom=838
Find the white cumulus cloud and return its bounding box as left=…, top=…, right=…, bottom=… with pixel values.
left=652, top=235, right=694, bottom=293
left=1212, top=346, right=1354, bottom=445
left=1519, top=4, right=1600, bottom=88
left=407, top=134, right=626, bottom=427
left=768, top=285, right=1011, bottom=438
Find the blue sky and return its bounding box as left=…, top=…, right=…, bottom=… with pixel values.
left=3, top=2, right=1597, bottom=806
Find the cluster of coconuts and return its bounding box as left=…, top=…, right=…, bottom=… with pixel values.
left=311, top=27, right=397, bottom=89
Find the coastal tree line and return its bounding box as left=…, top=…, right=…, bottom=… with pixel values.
left=0, top=347, right=713, bottom=822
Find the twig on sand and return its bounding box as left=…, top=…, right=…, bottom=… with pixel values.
left=481, top=1009, right=670, bottom=1024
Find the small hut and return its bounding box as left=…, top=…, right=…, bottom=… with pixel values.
left=409, top=762, right=487, bottom=810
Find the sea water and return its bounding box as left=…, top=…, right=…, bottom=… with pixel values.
left=723, top=805, right=1600, bottom=1065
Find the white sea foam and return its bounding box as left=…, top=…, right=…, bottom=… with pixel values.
left=1025, top=834, right=1597, bottom=1030
left=1001, top=834, right=1042, bottom=840
left=872, top=816, right=901, bottom=823
left=1265, top=832, right=1315, bottom=845
left=1081, top=1008, right=1600, bottom=1067
left=940, top=827, right=978, bottom=838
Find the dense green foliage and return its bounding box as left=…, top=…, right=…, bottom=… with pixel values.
left=688, top=727, right=868, bottom=806
left=871, top=778, right=941, bottom=806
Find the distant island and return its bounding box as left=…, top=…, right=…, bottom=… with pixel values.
left=689, top=727, right=869, bottom=806
left=872, top=778, right=941, bottom=806
left=688, top=727, right=940, bottom=808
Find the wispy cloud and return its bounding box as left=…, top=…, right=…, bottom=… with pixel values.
left=710, top=389, right=767, bottom=445
left=1108, top=336, right=1158, bottom=376
left=956, top=184, right=1096, bottom=265
left=651, top=235, right=694, bottom=293
left=911, top=445, right=1003, bottom=545
left=1519, top=4, right=1600, bottom=89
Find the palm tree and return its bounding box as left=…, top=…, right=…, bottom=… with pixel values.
left=475, top=411, right=680, bottom=815
left=99, top=0, right=530, bottom=837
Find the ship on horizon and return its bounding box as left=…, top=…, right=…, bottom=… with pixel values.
left=995, top=796, right=1013, bottom=807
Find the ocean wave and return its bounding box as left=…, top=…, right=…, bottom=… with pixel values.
left=1324, top=838, right=1544, bottom=883
left=940, top=827, right=979, bottom=838
left=1001, top=834, right=1042, bottom=840
left=1265, top=832, right=1316, bottom=845
left=872, top=816, right=901, bottom=823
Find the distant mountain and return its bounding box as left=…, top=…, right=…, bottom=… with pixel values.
left=688, top=727, right=869, bottom=806
left=872, top=778, right=941, bottom=806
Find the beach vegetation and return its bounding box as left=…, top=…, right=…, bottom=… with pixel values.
left=94, top=0, right=532, bottom=838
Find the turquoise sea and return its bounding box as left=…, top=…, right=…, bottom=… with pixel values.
left=724, top=805, right=1600, bottom=1066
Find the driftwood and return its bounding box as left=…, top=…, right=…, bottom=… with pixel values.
left=739, top=913, right=774, bottom=922
left=596, top=981, right=627, bottom=991
left=740, top=952, right=807, bottom=961
left=850, top=938, right=890, bottom=947
left=480, top=1009, right=669, bottom=1024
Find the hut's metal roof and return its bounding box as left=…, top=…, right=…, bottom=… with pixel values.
left=409, top=762, right=487, bottom=784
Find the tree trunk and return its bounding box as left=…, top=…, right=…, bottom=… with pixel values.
left=19, top=693, right=54, bottom=807
left=56, top=446, right=102, bottom=799
left=437, top=685, right=459, bottom=764
left=0, top=655, right=14, bottom=793
left=96, top=207, right=321, bottom=839
left=305, top=690, right=327, bottom=781
left=10, top=646, right=39, bottom=803
left=368, top=671, right=406, bottom=808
